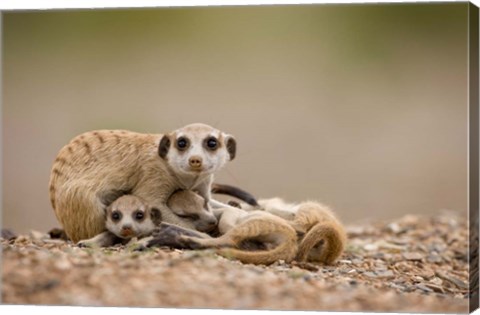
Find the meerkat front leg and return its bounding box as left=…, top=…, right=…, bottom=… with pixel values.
left=194, top=177, right=214, bottom=209
left=77, top=231, right=121, bottom=248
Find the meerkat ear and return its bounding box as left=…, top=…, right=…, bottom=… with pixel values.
left=150, top=207, right=162, bottom=225
left=225, top=135, right=236, bottom=161
left=159, top=135, right=171, bottom=159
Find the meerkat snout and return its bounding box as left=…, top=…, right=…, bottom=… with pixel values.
left=120, top=224, right=134, bottom=237
left=188, top=156, right=203, bottom=170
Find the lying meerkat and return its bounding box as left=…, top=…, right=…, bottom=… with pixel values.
left=49, top=123, right=236, bottom=243
left=77, top=195, right=162, bottom=247
left=240, top=198, right=347, bottom=265
left=149, top=190, right=298, bottom=265
left=77, top=185, right=255, bottom=248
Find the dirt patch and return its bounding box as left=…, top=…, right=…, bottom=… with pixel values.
left=1, top=211, right=471, bottom=312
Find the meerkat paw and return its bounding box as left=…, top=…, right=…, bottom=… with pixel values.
left=132, top=244, right=148, bottom=252
left=129, top=241, right=148, bottom=252
left=76, top=240, right=97, bottom=248
left=128, top=236, right=154, bottom=252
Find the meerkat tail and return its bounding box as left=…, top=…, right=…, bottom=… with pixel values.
left=210, top=183, right=259, bottom=206
left=215, top=238, right=298, bottom=265
left=214, top=217, right=298, bottom=265
left=179, top=216, right=298, bottom=265
left=295, top=222, right=346, bottom=265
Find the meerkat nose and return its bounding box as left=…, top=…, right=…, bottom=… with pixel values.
left=120, top=224, right=133, bottom=236
left=122, top=224, right=132, bottom=230
left=188, top=156, right=203, bottom=169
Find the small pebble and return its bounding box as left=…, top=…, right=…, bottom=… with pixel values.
left=364, top=244, right=378, bottom=251
left=416, top=284, right=434, bottom=293
left=402, top=252, right=424, bottom=261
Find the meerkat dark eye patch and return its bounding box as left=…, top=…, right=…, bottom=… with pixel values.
left=111, top=211, right=122, bottom=222
left=150, top=208, right=162, bottom=225
left=159, top=135, right=171, bottom=159
left=175, top=137, right=190, bottom=151
left=204, top=137, right=218, bottom=150
left=133, top=210, right=145, bottom=221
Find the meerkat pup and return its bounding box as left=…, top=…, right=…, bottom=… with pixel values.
left=77, top=195, right=162, bottom=247
left=149, top=190, right=298, bottom=265
left=240, top=198, right=347, bottom=265
left=49, top=123, right=236, bottom=243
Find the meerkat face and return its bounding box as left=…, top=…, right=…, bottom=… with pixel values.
left=105, top=195, right=162, bottom=239
left=159, top=123, right=236, bottom=176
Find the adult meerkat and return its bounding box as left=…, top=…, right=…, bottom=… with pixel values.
left=241, top=198, right=347, bottom=265
left=77, top=195, right=162, bottom=247
left=49, top=123, right=236, bottom=243
left=149, top=190, right=298, bottom=265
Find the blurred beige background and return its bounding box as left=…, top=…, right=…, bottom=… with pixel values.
left=2, top=3, right=469, bottom=234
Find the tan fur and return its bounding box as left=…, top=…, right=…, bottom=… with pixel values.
left=290, top=202, right=346, bottom=264
left=167, top=190, right=217, bottom=232
left=210, top=210, right=298, bottom=265
left=164, top=190, right=298, bottom=265
left=49, top=123, right=235, bottom=243
left=241, top=198, right=346, bottom=264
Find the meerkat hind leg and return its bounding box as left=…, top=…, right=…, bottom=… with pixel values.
left=178, top=233, right=237, bottom=250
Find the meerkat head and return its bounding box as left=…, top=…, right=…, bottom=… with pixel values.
left=167, top=190, right=218, bottom=232
left=158, top=123, right=236, bottom=176
left=105, top=195, right=162, bottom=239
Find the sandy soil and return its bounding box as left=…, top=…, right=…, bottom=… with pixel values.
left=1, top=211, right=473, bottom=313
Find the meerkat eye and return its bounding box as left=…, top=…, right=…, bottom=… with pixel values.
left=111, top=211, right=122, bottom=222
left=205, top=137, right=218, bottom=150
left=134, top=211, right=144, bottom=221
left=176, top=137, right=189, bottom=150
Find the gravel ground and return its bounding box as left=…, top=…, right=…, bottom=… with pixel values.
left=1, top=211, right=472, bottom=313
